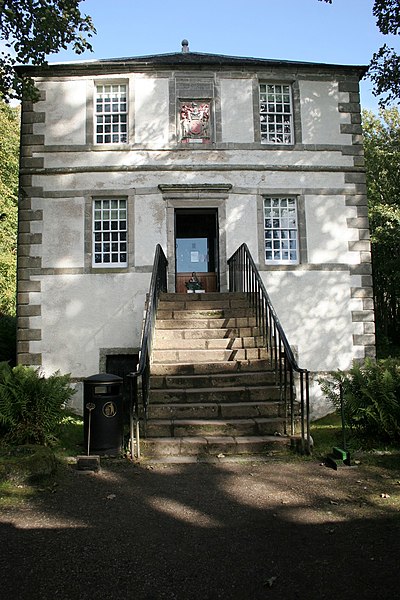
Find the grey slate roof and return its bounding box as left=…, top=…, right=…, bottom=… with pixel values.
left=16, top=50, right=368, bottom=77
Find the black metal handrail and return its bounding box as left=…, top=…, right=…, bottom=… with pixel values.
left=227, top=243, right=311, bottom=454
left=128, top=244, right=168, bottom=459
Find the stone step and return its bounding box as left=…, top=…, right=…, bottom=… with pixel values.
left=160, top=292, right=247, bottom=302
left=158, top=299, right=251, bottom=311
left=154, top=326, right=262, bottom=340
left=140, top=435, right=291, bottom=458
left=148, top=401, right=285, bottom=419
left=150, top=370, right=276, bottom=389
left=155, top=317, right=257, bottom=330
left=152, top=347, right=268, bottom=363
left=150, top=359, right=273, bottom=376
left=145, top=417, right=286, bottom=438
left=153, top=336, right=264, bottom=351
left=144, top=291, right=290, bottom=459
left=149, top=385, right=281, bottom=404
left=156, top=308, right=254, bottom=320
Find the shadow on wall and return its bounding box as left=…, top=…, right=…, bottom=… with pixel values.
left=35, top=80, right=88, bottom=146
left=309, top=197, right=355, bottom=264
left=262, top=269, right=356, bottom=373
left=300, top=81, right=345, bottom=145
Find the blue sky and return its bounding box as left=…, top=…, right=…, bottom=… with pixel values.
left=50, top=0, right=399, bottom=111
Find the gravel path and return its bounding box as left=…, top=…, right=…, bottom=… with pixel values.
left=1, top=458, right=400, bottom=600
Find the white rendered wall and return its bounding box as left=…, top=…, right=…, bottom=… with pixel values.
left=41, top=197, right=85, bottom=268
left=35, top=273, right=150, bottom=378
left=39, top=149, right=355, bottom=170
left=134, top=193, right=168, bottom=265
left=220, top=79, right=254, bottom=143
left=31, top=77, right=356, bottom=149
left=34, top=80, right=87, bottom=145
left=261, top=270, right=355, bottom=372
left=299, top=80, right=352, bottom=145
left=305, top=195, right=358, bottom=264
left=134, top=76, right=169, bottom=147
left=226, top=194, right=258, bottom=259
left=33, top=169, right=348, bottom=197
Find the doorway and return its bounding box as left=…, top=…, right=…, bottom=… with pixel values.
left=175, top=208, right=219, bottom=293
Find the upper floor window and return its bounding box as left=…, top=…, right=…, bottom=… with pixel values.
left=93, top=198, right=127, bottom=267
left=259, top=84, right=293, bottom=145
left=264, top=197, right=298, bottom=264
left=179, top=100, right=211, bottom=144
left=95, top=84, right=128, bottom=144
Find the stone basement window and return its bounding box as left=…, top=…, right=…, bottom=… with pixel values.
left=93, top=198, right=128, bottom=267
left=259, top=84, right=293, bottom=144
left=95, top=84, right=128, bottom=144
left=264, top=197, right=299, bottom=264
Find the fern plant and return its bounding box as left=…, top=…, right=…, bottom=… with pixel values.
left=0, top=362, right=75, bottom=446
left=319, top=358, right=400, bottom=444
left=0, top=315, right=16, bottom=365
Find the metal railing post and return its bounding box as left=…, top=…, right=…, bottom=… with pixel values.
left=128, top=244, right=168, bottom=460
left=227, top=243, right=311, bottom=453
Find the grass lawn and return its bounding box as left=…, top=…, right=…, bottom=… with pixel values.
left=0, top=412, right=84, bottom=508
left=311, top=412, right=400, bottom=471
left=1, top=411, right=400, bottom=509
left=310, top=412, right=344, bottom=458
left=53, top=412, right=85, bottom=458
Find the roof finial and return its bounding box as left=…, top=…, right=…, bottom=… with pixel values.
left=181, top=39, right=189, bottom=53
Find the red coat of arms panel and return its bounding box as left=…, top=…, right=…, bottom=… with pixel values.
left=179, top=101, right=211, bottom=143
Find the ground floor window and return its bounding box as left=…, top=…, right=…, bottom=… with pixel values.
left=93, top=198, right=128, bottom=267
left=264, top=197, right=299, bottom=264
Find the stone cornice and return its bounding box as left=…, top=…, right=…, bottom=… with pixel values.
left=21, top=164, right=366, bottom=176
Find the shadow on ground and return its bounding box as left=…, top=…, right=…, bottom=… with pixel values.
left=1, top=459, right=399, bottom=600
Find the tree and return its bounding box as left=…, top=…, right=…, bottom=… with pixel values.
left=320, top=0, right=400, bottom=106
left=369, top=0, right=400, bottom=107
left=0, top=97, right=19, bottom=316
left=0, top=0, right=96, bottom=101
left=362, top=108, right=400, bottom=353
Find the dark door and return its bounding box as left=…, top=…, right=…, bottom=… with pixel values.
left=175, top=209, right=219, bottom=293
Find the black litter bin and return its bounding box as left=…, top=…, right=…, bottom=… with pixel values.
left=83, top=373, right=124, bottom=455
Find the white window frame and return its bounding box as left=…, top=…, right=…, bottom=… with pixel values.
left=259, top=83, right=294, bottom=145
left=95, top=83, right=128, bottom=144
left=264, top=197, right=299, bottom=264
left=92, top=198, right=128, bottom=268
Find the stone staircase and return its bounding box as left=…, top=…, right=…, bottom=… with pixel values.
left=141, top=292, right=294, bottom=459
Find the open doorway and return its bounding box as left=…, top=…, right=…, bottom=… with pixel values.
left=175, top=208, right=219, bottom=293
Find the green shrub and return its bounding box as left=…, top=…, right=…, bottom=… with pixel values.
left=0, top=315, right=16, bottom=365
left=319, top=358, right=400, bottom=444
left=0, top=362, right=75, bottom=446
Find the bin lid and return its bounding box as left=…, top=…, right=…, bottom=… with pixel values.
left=85, top=373, right=123, bottom=383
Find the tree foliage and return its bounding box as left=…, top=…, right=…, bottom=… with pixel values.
left=0, top=96, right=19, bottom=316
left=320, top=0, right=400, bottom=106
left=369, top=0, right=400, bottom=106
left=362, top=108, right=400, bottom=351
left=0, top=0, right=96, bottom=101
